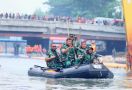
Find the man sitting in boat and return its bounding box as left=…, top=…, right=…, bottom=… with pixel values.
left=61, top=38, right=76, bottom=68
left=45, top=43, right=62, bottom=70
left=85, top=47, right=95, bottom=63
left=76, top=41, right=95, bottom=64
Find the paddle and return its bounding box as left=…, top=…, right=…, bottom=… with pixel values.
left=75, top=55, right=85, bottom=69
left=34, top=65, right=48, bottom=70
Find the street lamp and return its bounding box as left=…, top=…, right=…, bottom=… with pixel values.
left=67, top=19, right=70, bottom=37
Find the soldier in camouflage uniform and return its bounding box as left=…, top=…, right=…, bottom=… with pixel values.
left=76, top=41, right=95, bottom=64
left=61, top=38, right=76, bottom=68
left=85, top=47, right=95, bottom=64
left=45, top=44, right=62, bottom=69
left=69, top=34, right=80, bottom=48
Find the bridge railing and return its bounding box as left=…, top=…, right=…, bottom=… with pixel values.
left=0, top=19, right=125, bottom=34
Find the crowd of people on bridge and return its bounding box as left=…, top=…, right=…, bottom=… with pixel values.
left=0, top=12, right=124, bottom=27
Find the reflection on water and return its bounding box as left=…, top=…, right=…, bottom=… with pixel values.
left=0, top=57, right=132, bottom=90
left=123, top=72, right=132, bottom=88
left=41, top=78, right=113, bottom=90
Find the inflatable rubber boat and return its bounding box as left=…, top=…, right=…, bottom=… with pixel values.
left=28, top=63, right=114, bottom=79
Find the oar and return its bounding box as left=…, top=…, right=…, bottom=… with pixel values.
left=75, top=55, right=85, bottom=69
left=34, top=65, right=48, bottom=70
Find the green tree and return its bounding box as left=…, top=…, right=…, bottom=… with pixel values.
left=45, top=0, right=121, bottom=18
left=34, top=8, right=45, bottom=16
left=34, top=8, right=50, bottom=17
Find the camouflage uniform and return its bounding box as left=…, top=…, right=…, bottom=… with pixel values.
left=69, top=34, right=80, bottom=47
left=76, top=47, right=94, bottom=64
left=46, top=49, right=62, bottom=69
left=60, top=43, right=76, bottom=68
left=73, top=40, right=80, bottom=48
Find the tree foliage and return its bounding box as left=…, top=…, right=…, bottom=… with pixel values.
left=34, top=8, right=45, bottom=16
left=45, top=0, right=121, bottom=18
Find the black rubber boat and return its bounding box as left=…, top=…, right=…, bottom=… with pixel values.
left=28, top=63, right=114, bottom=79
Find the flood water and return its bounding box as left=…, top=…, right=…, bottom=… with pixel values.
left=0, top=57, right=132, bottom=90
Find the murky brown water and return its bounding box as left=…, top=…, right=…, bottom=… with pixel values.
left=0, top=57, right=132, bottom=90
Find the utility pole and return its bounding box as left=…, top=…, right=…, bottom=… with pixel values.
left=67, top=19, right=70, bottom=37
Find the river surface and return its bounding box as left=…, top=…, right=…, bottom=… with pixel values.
left=0, top=57, right=132, bottom=90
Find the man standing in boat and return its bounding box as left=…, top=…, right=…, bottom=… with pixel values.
left=45, top=43, right=62, bottom=69
left=69, top=34, right=80, bottom=48
left=61, top=38, right=76, bottom=68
